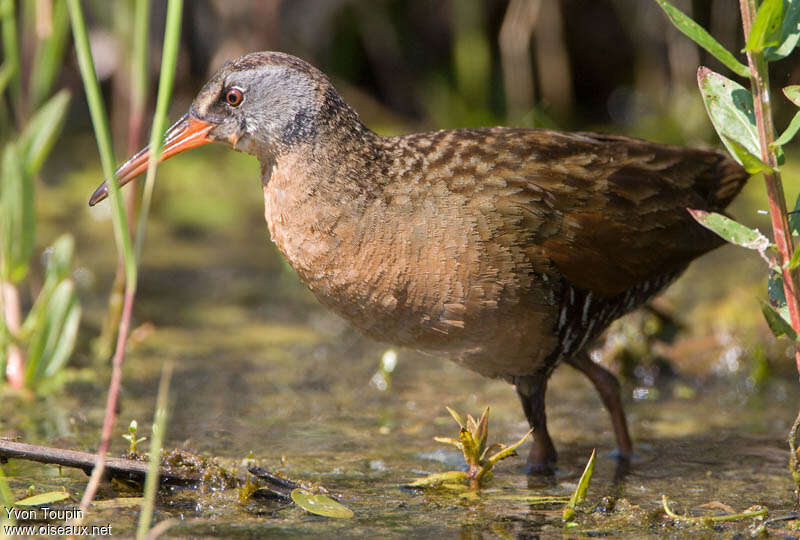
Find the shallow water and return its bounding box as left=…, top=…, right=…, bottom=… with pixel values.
left=3, top=147, right=800, bottom=537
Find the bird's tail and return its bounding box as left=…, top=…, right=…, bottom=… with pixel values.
left=698, top=150, right=749, bottom=211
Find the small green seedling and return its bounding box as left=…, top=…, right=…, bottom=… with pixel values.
left=409, top=406, right=532, bottom=493
left=122, top=420, right=147, bottom=456
left=562, top=449, right=596, bottom=523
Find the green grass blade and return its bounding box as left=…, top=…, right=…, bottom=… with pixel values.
left=18, top=89, right=70, bottom=176
left=66, top=0, right=136, bottom=288
left=136, top=360, right=173, bottom=540
left=131, top=0, right=151, bottom=117
left=0, top=143, right=33, bottom=283
left=0, top=464, right=14, bottom=526
left=134, top=0, right=183, bottom=262
left=30, top=0, right=70, bottom=108
left=654, top=0, right=750, bottom=78
left=0, top=0, right=22, bottom=114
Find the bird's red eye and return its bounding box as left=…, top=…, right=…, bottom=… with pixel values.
left=225, top=88, right=243, bottom=107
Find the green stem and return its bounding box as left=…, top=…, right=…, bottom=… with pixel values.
left=738, top=0, right=800, bottom=375
left=1, top=0, right=22, bottom=123
left=134, top=0, right=183, bottom=262
left=66, top=0, right=136, bottom=289
left=662, top=495, right=767, bottom=524
left=136, top=360, right=173, bottom=540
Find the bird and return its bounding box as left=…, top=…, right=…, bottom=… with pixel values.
left=89, top=51, right=748, bottom=473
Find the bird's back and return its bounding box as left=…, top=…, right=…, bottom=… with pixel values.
left=264, top=126, right=748, bottom=377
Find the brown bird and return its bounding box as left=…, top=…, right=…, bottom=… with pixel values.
left=89, top=52, right=748, bottom=472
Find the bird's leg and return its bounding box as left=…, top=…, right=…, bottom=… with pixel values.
left=515, top=372, right=557, bottom=474
left=566, top=352, right=633, bottom=462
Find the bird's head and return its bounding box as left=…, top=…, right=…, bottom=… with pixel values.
left=89, top=51, right=333, bottom=206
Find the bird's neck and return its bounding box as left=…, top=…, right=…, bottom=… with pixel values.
left=260, top=116, right=386, bottom=285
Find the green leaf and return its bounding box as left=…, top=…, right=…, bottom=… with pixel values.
left=784, top=85, right=800, bottom=107
left=766, top=0, right=800, bottom=60
left=770, top=270, right=788, bottom=309
left=655, top=0, right=750, bottom=77
left=407, top=471, right=469, bottom=487
left=487, top=428, right=533, bottom=467
left=761, top=299, right=799, bottom=340
left=773, top=110, right=800, bottom=147
left=746, top=0, right=784, bottom=52
left=563, top=449, right=596, bottom=522
left=25, top=279, right=79, bottom=385
left=687, top=210, right=771, bottom=251
left=773, top=86, right=800, bottom=147
left=290, top=489, right=354, bottom=519
left=722, top=137, right=774, bottom=174
left=789, top=192, right=800, bottom=236
left=789, top=244, right=800, bottom=270
left=14, top=491, right=70, bottom=506
left=697, top=68, right=761, bottom=166
left=20, top=234, right=74, bottom=338
left=445, top=406, right=464, bottom=429
left=18, top=90, right=71, bottom=176
left=0, top=144, right=34, bottom=283
left=0, top=60, right=15, bottom=96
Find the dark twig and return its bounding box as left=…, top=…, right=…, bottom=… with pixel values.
left=0, top=439, right=199, bottom=486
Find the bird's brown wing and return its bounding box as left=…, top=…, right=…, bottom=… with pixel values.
left=488, top=130, right=749, bottom=298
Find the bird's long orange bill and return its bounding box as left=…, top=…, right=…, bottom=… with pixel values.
left=88, top=114, right=214, bottom=206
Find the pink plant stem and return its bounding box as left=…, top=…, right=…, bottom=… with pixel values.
left=739, top=0, right=800, bottom=376
left=78, top=285, right=135, bottom=513
left=1, top=281, right=24, bottom=388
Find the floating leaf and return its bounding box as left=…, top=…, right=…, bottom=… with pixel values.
left=761, top=300, right=798, bottom=341
left=563, top=449, right=596, bottom=522
left=14, top=491, right=70, bottom=506
left=697, top=68, right=760, bottom=167
left=654, top=0, right=750, bottom=77
left=290, top=489, right=354, bottom=519
left=746, top=0, right=784, bottom=52
left=688, top=210, right=771, bottom=252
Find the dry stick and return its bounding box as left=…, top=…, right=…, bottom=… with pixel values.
left=739, top=0, right=800, bottom=375
left=0, top=439, right=199, bottom=485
